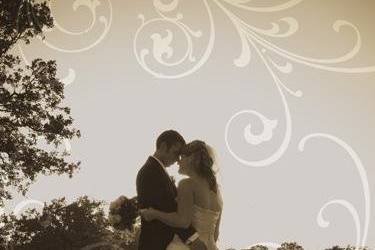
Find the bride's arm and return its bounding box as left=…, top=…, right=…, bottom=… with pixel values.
left=142, top=179, right=194, bottom=228
left=214, top=188, right=223, bottom=241
left=214, top=212, right=221, bottom=241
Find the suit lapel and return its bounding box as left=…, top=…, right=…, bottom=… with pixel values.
left=148, top=157, right=177, bottom=196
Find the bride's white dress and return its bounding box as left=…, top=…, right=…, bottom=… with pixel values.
left=166, top=205, right=220, bottom=250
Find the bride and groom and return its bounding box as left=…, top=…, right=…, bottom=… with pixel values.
left=136, top=130, right=223, bottom=250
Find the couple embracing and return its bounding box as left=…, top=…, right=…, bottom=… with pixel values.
left=136, top=130, right=223, bottom=250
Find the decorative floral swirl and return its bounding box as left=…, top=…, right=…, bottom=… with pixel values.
left=42, top=0, right=113, bottom=53
left=317, top=200, right=361, bottom=248
left=217, top=0, right=375, bottom=168
left=1, top=199, right=43, bottom=230
left=133, top=0, right=215, bottom=79
left=17, top=47, right=76, bottom=87
left=222, top=0, right=303, bottom=13
left=50, top=0, right=101, bottom=35
left=136, top=1, right=374, bottom=247
left=222, top=22, right=297, bottom=166
left=213, top=0, right=375, bottom=72
left=224, top=110, right=282, bottom=167
left=136, top=0, right=375, bottom=167
left=237, top=19, right=375, bottom=73
left=241, top=133, right=370, bottom=249
left=298, top=133, right=370, bottom=249
left=17, top=0, right=112, bottom=86
left=17, top=0, right=113, bottom=53
left=13, top=198, right=44, bottom=216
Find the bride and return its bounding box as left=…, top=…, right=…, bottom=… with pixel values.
left=140, top=140, right=223, bottom=250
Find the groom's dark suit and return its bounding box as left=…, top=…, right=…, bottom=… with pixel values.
left=136, top=156, right=196, bottom=250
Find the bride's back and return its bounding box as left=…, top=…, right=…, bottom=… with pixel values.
left=190, top=177, right=222, bottom=250
left=190, top=177, right=222, bottom=213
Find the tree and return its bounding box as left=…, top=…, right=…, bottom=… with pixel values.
left=0, top=0, right=53, bottom=56
left=0, top=0, right=80, bottom=205
left=247, top=245, right=269, bottom=250
left=325, top=246, right=369, bottom=250
left=1, top=196, right=138, bottom=250
left=276, top=242, right=304, bottom=250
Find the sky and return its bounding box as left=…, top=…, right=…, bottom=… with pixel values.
left=4, top=0, right=375, bottom=249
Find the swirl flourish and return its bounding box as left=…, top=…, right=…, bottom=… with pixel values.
left=42, top=0, right=113, bottom=53
left=299, top=133, right=370, bottom=249
left=133, top=0, right=215, bottom=79
left=17, top=0, right=113, bottom=86
left=135, top=0, right=375, bottom=167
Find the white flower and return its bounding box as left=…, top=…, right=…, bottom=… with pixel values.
left=108, top=214, right=122, bottom=224
left=109, top=200, right=120, bottom=211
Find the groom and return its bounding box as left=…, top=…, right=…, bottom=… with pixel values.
left=136, top=130, right=207, bottom=250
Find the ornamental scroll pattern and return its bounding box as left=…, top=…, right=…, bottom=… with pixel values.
left=15, top=0, right=113, bottom=153
left=134, top=0, right=373, bottom=249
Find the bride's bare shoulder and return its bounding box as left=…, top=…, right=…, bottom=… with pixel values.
left=178, top=177, right=194, bottom=190
left=178, top=177, right=194, bottom=187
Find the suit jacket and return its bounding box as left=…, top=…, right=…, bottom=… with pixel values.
left=136, top=156, right=196, bottom=250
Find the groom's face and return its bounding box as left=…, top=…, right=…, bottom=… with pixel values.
left=164, top=142, right=183, bottom=167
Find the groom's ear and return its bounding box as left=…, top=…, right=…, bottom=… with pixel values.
left=159, top=141, right=168, bottom=152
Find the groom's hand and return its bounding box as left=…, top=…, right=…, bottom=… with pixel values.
left=189, top=238, right=207, bottom=250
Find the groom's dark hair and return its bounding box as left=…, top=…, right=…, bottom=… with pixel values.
left=156, top=130, right=186, bottom=150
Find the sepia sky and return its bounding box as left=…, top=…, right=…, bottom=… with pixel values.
left=5, top=0, right=375, bottom=249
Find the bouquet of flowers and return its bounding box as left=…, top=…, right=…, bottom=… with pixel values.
left=108, top=195, right=139, bottom=231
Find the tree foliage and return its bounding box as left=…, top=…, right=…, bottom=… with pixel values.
left=0, top=0, right=80, bottom=205
left=248, top=245, right=269, bottom=250
left=0, top=0, right=53, bottom=56
left=276, top=242, right=304, bottom=250
left=1, top=196, right=138, bottom=250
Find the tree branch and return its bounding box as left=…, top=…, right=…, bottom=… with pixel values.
left=0, top=33, right=22, bottom=58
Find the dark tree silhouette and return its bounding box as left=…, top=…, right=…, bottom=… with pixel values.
left=0, top=0, right=53, bottom=56
left=1, top=196, right=138, bottom=250
left=325, top=246, right=369, bottom=250
left=247, top=245, right=269, bottom=250
left=109, top=196, right=139, bottom=231
left=0, top=0, right=80, bottom=205
left=276, top=242, right=304, bottom=250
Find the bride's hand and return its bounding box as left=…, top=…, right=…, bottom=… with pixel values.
left=140, top=208, right=158, bottom=221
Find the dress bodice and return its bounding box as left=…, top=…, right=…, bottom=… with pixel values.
left=192, top=205, right=221, bottom=250
left=166, top=205, right=221, bottom=250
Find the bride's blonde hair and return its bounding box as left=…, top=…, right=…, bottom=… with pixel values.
left=183, top=140, right=218, bottom=193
